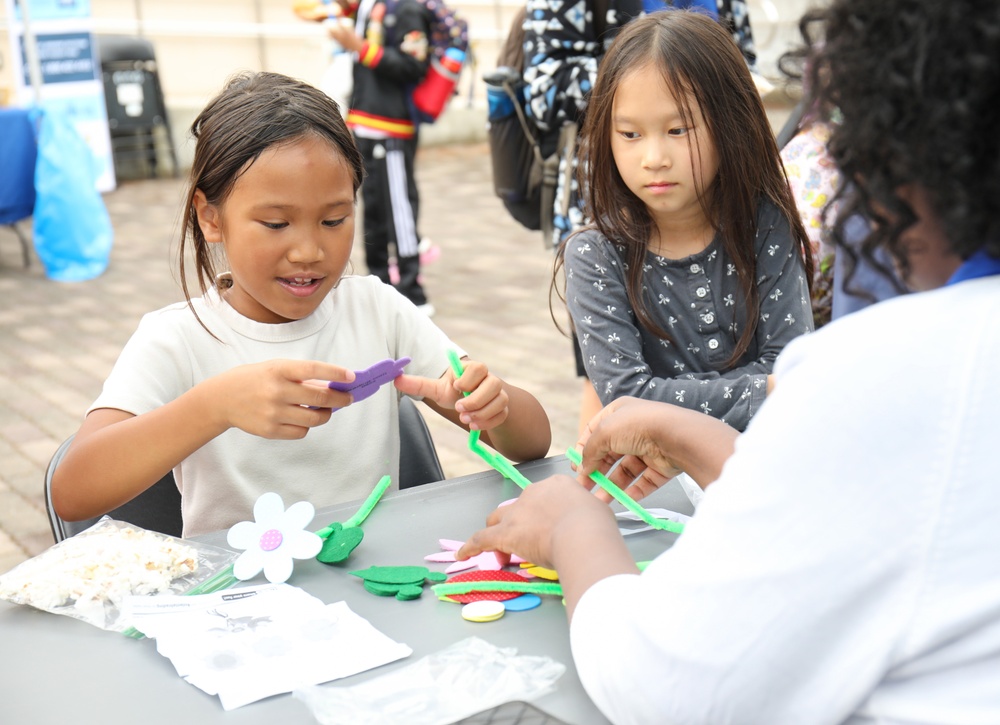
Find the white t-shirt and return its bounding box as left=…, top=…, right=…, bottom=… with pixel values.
left=570, top=276, right=1000, bottom=724
left=90, top=275, right=461, bottom=537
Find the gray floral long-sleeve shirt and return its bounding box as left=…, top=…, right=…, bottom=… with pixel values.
left=564, top=201, right=813, bottom=431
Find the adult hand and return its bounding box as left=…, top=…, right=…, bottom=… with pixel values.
left=458, top=475, right=636, bottom=620
left=575, top=397, right=683, bottom=500
left=458, top=475, right=607, bottom=568
left=577, top=397, right=738, bottom=495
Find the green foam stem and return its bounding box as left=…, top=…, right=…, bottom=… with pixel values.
left=433, top=581, right=564, bottom=598
left=446, top=349, right=531, bottom=490
left=314, top=523, right=337, bottom=539
left=565, top=448, right=685, bottom=534
left=342, top=474, right=392, bottom=529
left=315, top=474, right=394, bottom=539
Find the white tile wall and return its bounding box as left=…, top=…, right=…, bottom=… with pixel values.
left=0, top=0, right=818, bottom=158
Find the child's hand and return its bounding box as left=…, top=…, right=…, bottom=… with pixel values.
left=215, top=359, right=356, bottom=439
left=394, top=359, right=510, bottom=431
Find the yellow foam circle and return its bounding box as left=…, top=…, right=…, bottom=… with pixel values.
left=461, top=600, right=505, bottom=623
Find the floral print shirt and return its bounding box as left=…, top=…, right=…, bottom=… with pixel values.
left=780, top=121, right=841, bottom=327
left=564, top=201, right=813, bottom=431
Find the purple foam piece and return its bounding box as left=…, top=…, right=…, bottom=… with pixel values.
left=328, top=357, right=411, bottom=403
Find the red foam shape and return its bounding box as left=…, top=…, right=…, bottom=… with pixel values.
left=445, top=570, right=525, bottom=603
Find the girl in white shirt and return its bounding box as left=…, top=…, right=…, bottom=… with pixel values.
left=51, top=71, right=550, bottom=537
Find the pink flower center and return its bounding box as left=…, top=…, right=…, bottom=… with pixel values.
left=259, top=528, right=284, bottom=552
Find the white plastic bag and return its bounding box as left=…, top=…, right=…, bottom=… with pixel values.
left=675, top=472, right=705, bottom=508
left=0, top=517, right=236, bottom=632
left=294, top=636, right=566, bottom=725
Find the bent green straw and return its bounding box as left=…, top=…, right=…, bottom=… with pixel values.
left=565, top=447, right=685, bottom=534
left=431, top=562, right=652, bottom=599
left=446, top=349, right=531, bottom=489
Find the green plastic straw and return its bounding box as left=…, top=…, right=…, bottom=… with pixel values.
left=316, top=474, right=392, bottom=535
left=431, top=562, right=653, bottom=599
left=122, top=562, right=240, bottom=639
left=446, top=349, right=532, bottom=489
left=433, top=580, right=564, bottom=598
left=565, top=447, right=685, bottom=534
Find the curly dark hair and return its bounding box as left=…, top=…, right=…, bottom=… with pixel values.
left=794, top=0, right=1000, bottom=281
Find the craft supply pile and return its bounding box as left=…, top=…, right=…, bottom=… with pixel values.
left=0, top=352, right=691, bottom=717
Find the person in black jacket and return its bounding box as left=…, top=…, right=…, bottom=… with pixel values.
left=328, top=0, right=435, bottom=314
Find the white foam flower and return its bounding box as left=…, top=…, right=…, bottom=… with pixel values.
left=227, top=493, right=322, bottom=584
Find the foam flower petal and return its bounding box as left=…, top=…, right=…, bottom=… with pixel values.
left=284, top=528, right=323, bottom=559
left=226, top=492, right=320, bottom=584
left=425, top=539, right=526, bottom=573
left=253, top=492, right=285, bottom=525
left=226, top=520, right=260, bottom=549
left=263, top=554, right=294, bottom=585
left=283, top=500, right=317, bottom=531
left=233, top=548, right=266, bottom=580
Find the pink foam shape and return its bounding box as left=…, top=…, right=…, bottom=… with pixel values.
left=424, top=538, right=525, bottom=573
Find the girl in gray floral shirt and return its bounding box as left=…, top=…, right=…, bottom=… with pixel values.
left=557, top=11, right=814, bottom=431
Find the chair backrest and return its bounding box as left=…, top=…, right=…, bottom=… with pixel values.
left=44, top=399, right=443, bottom=541
left=398, top=396, right=445, bottom=489
left=775, top=98, right=809, bottom=150
left=44, top=435, right=183, bottom=543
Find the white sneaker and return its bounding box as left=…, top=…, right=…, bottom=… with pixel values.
left=417, top=303, right=436, bottom=317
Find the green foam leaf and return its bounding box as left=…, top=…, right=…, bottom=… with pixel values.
left=316, top=525, right=365, bottom=564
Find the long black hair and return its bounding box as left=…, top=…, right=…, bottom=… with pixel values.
left=556, top=11, right=811, bottom=367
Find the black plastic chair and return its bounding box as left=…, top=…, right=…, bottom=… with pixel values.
left=398, top=396, right=445, bottom=489
left=775, top=98, right=809, bottom=150
left=44, top=435, right=183, bottom=542
left=95, top=34, right=179, bottom=180
left=44, top=396, right=445, bottom=542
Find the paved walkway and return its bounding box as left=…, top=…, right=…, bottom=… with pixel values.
left=0, top=142, right=583, bottom=575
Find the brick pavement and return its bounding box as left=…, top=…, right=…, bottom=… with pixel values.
left=0, top=142, right=582, bottom=575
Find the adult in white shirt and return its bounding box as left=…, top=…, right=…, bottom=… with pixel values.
left=458, top=0, right=1000, bottom=722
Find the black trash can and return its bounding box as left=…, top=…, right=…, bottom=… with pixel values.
left=96, top=35, right=179, bottom=180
